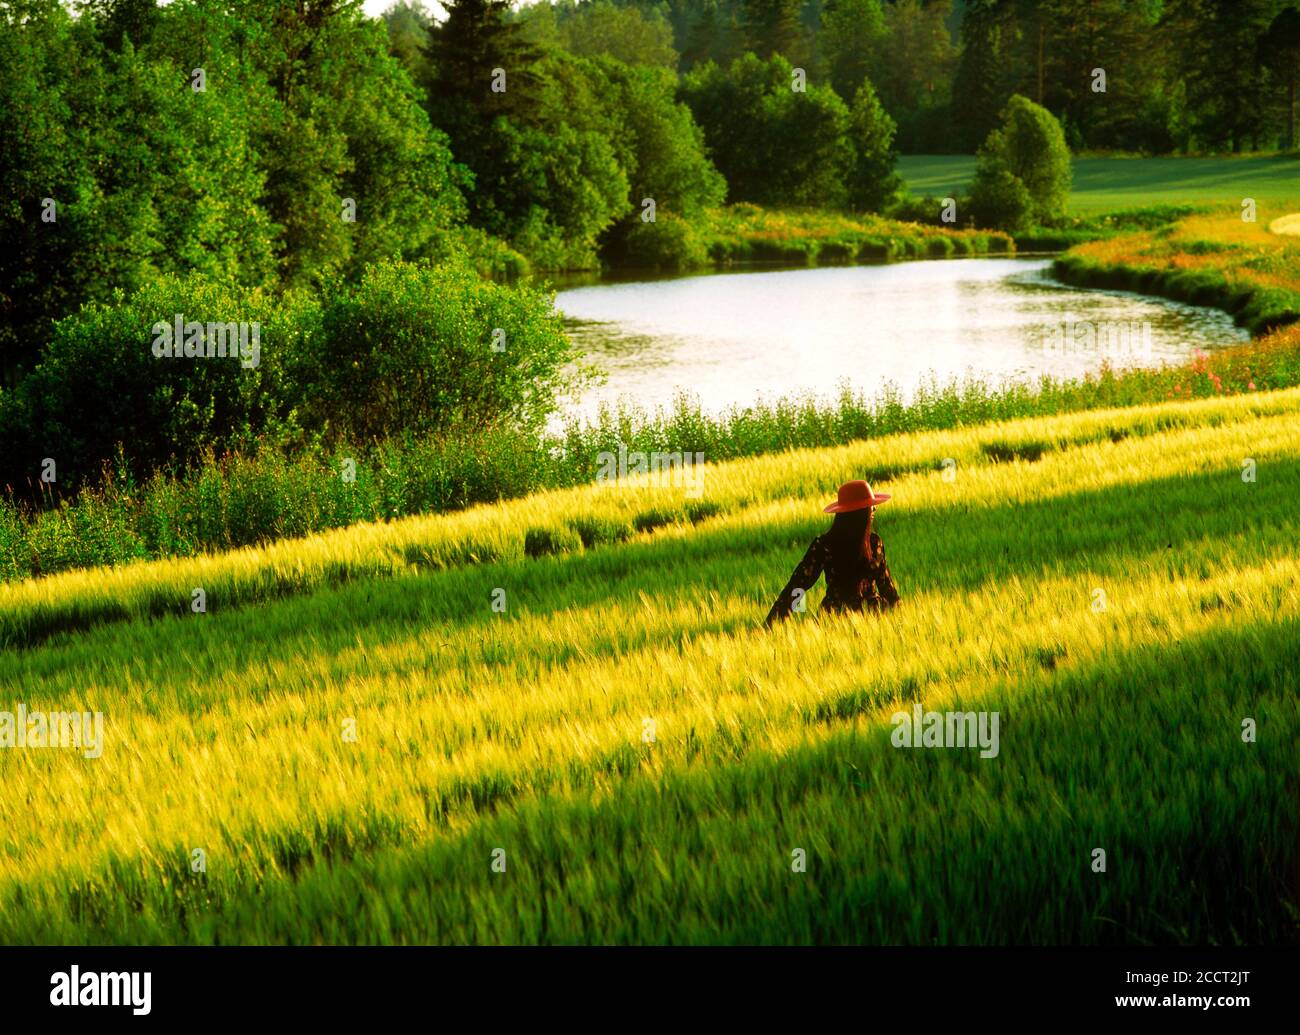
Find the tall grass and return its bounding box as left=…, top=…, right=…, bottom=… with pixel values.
left=1, top=389, right=1296, bottom=943
left=1, top=386, right=1296, bottom=646
left=5, top=326, right=1299, bottom=585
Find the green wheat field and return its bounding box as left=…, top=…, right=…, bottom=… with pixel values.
left=2, top=388, right=1298, bottom=944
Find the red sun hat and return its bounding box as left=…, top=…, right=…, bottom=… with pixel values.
left=823, top=479, right=891, bottom=514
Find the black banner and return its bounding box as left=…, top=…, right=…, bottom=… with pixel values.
left=0, top=946, right=1292, bottom=1022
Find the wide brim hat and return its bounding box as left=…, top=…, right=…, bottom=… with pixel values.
left=824, top=479, right=891, bottom=514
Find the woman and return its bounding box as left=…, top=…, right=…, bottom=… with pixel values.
left=765, top=480, right=900, bottom=626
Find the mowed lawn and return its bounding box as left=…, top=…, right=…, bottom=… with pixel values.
left=1, top=390, right=1298, bottom=944
left=900, top=154, right=1300, bottom=215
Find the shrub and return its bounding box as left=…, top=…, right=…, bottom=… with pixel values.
left=1, top=275, right=314, bottom=492
left=621, top=214, right=711, bottom=271
left=295, top=260, right=587, bottom=446
left=430, top=226, right=531, bottom=280
left=968, top=168, right=1036, bottom=235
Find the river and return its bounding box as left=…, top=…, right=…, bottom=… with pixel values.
left=554, top=257, right=1249, bottom=420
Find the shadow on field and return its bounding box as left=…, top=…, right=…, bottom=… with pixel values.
left=7, top=451, right=1298, bottom=690
left=10, top=449, right=1300, bottom=702
left=12, top=611, right=1297, bottom=944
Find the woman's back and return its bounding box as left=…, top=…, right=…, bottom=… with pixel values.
left=766, top=481, right=900, bottom=626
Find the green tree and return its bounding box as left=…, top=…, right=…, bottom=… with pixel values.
left=597, top=60, right=725, bottom=264
left=426, top=0, right=544, bottom=126
left=680, top=0, right=747, bottom=70
left=240, top=0, right=466, bottom=285
left=423, top=0, right=630, bottom=266
left=1032, top=0, right=1169, bottom=153
left=743, top=0, right=804, bottom=60
left=820, top=0, right=885, bottom=103
left=118, top=6, right=278, bottom=288
left=79, top=0, right=160, bottom=49
left=555, top=2, right=680, bottom=69
left=1262, top=6, right=1300, bottom=149
left=845, top=78, right=900, bottom=211
left=874, top=0, right=956, bottom=151
left=950, top=0, right=1014, bottom=152
left=968, top=93, right=1071, bottom=231
left=0, top=0, right=154, bottom=383
left=1168, top=0, right=1278, bottom=152
left=383, top=0, right=436, bottom=87
left=436, top=46, right=632, bottom=268
left=681, top=52, right=854, bottom=207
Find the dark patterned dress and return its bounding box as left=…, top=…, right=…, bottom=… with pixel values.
left=765, top=531, right=900, bottom=626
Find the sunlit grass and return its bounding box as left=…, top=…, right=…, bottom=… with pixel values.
left=4, top=387, right=1296, bottom=648
left=0, top=387, right=1296, bottom=943
left=1072, top=205, right=1300, bottom=296
left=701, top=202, right=1013, bottom=263
left=900, top=153, right=1300, bottom=215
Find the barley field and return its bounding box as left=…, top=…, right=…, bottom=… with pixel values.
left=2, top=388, right=1298, bottom=944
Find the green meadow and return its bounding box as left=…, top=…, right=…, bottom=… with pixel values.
left=7, top=0, right=1300, bottom=962
left=2, top=389, right=1297, bottom=944
left=900, top=154, right=1300, bottom=215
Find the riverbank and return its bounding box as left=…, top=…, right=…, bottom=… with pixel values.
left=607, top=204, right=1015, bottom=273
left=604, top=200, right=1219, bottom=277
left=1052, top=207, right=1300, bottom=335
left=7, top=208, right=1298, bottom=583
left=699, top=204, right=1014, bottom=266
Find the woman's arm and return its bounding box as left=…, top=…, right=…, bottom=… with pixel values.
left=765, top=538, right=826, bottom=626
left=872, top=534, right=900, bottom=608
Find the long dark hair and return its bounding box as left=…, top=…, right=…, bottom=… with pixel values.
left=825, top=506, right=874, bottom=565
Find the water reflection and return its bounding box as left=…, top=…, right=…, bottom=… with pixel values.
left=555, top=258, right=1249, bottom=420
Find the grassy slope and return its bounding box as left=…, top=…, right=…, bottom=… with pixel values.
left=2, top=388, right=1298, bottom=944
left=900, top=154, right=1300, bottom=215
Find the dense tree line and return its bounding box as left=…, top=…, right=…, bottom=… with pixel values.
left=1, top=0, right=466, bottom=384
left=8, top=0, right=1297, bottom=385
left=622, top=0, right=1300, bottom=155
left=3, top=0, right=1298, bottom=499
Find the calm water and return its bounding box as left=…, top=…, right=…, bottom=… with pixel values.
left=554, top=258, right=1249, bottom=420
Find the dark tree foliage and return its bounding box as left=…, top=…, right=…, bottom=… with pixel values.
left=0, top=0, right=467, bottom=383
left=425, top=0, right=547, bottom=125
left=1262, top=6, right=1300, bottom=149
left=680, top=53, right=856, bottom=207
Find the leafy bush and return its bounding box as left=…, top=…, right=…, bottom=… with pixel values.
left=0, top=275, right=314, bottom=492
left=969, top=168, right=1036, bottom=235
left=429, top=225, right=531, bottom=280
left=621, top=213, right=711, bottom=270
left=299, top=260, right=585, bottom=446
